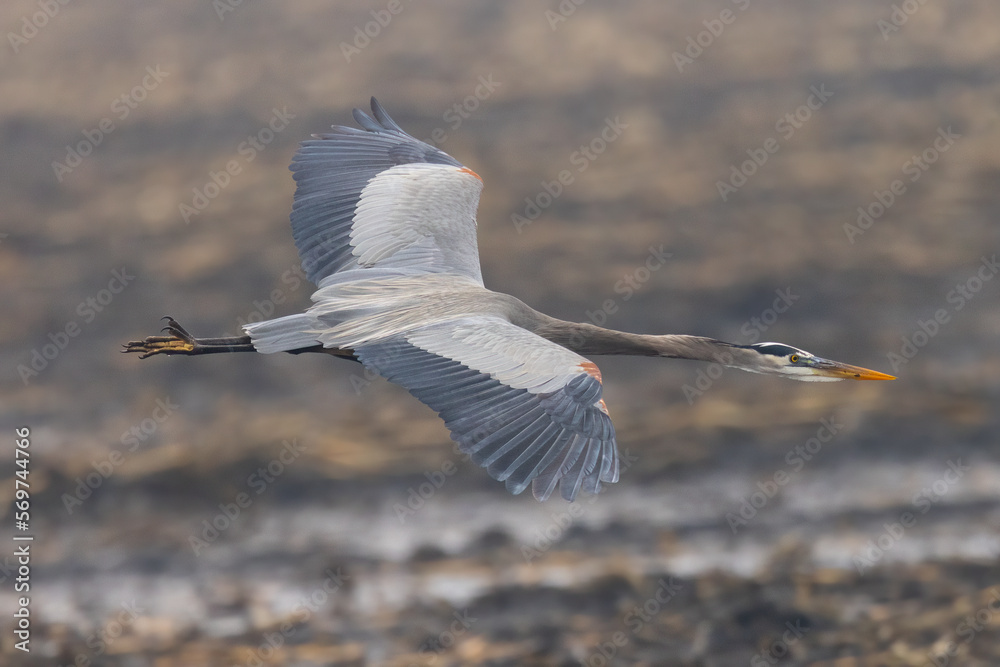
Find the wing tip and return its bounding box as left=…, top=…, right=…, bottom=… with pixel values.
left=349, top=97, right=406, bottom=135
left=351, top=106, right=378, bottom=132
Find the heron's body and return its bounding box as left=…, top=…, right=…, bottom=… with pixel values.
left=126, top=98, right=893, bottom=502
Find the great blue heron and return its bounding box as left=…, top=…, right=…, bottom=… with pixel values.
left=126, top=98, right=894, bottom=502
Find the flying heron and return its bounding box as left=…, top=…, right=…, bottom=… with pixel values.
left=125, top=98, right=894, bottom=502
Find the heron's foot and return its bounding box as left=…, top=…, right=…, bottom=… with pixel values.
left=123, top=317, right=200, bottom=358
left=124, top=317, right=257, bottom=358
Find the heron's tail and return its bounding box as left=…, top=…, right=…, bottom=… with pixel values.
left=243, top=314, right=320, bottom=354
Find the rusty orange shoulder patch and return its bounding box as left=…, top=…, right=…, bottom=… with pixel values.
left=457, top=166, right=482, bottom=182
left=578, top=361, right=602, bottom=383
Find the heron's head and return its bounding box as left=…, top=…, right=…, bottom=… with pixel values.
left=739, top=342, right=896, bottom=382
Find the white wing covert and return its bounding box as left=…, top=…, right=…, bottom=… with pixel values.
left=290, top=97, right=485, bottom=286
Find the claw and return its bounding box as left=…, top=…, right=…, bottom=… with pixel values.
left=123, top=318, right=197, bottom=358
left=163, top=318, right=194, bottom=341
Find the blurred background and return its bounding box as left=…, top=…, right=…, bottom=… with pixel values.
left=2, top=1, right=999, bottom=664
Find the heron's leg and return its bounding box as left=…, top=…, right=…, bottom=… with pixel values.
left=123, top=317, right=256, bottom=359
left=123, top=317, right=359, bottom=361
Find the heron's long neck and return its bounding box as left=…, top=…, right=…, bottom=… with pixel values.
left=531, top=318, right=741, bottom=363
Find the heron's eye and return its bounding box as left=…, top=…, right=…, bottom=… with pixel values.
left=789, top=354, right=800, bottom=363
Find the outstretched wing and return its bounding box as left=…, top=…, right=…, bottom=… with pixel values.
left=355, top=316, right=619, bottom=502
left=290, top=97, right=485, bottom=286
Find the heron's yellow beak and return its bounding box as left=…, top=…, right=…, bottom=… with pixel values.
left=813, top=359, right=896, bottom=381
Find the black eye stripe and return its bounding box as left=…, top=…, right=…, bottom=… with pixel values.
left=752, top=343, right=800, bottom=357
